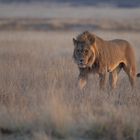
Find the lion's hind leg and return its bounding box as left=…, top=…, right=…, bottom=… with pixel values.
left=109, top=71, right=118, bottom=89
left=99, top=73, right=107, bottom=90
left=123, top=64, right=136, bottom=88
left=109, top=65, right=122, bottom=89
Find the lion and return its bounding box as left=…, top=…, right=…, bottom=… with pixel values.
left=73, top=31, right=140, bottom=90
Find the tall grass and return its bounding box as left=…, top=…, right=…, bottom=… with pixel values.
left=0, top=31, right=140, bottom=140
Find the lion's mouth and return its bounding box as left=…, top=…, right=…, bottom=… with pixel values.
left=78, top=58, right=92, bottom=68
left=78, top=61, right=88, bottom=68
left=78, top=64, right=87, bottom=68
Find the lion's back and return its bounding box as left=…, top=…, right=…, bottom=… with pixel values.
left=109, top=39, right=135, bottom=60
left=96, top=37, right=136, bottom=71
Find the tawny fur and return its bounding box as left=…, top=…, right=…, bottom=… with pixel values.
left=73, top=31, right=139, bottom=90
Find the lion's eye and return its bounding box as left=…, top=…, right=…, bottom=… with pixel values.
left=77, top=49, right=80, bottom=53
left=84, top=49, right=88, bottom=54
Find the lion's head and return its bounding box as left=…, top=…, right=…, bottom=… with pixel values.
left=73, top=31, right=96, bottom=68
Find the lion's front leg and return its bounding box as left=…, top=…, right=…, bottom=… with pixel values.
left=78, top=76, right=87, bottom=90
left=78, top=69, right=88, bottom=90
left=99, top=73, right=107, bottom=90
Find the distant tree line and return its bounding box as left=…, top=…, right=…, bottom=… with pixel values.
left=0, top=0, right=140, bottom=8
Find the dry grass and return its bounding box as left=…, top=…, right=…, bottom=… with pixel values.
left=0, top=30, right=140, bottom=140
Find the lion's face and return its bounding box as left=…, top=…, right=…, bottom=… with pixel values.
left=73, top=39, right=95, bottom=68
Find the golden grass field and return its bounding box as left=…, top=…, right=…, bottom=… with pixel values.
left=0, top=3, right=140, bottom=140
left=0, top=30, right=139, bottom=140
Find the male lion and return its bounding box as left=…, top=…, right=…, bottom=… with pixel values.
left=73, top=31, right=140, bottom=90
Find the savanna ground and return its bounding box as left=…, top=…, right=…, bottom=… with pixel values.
left=0, top=3, right=140, bottom=140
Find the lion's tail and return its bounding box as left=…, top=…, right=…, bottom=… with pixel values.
left=137, top=73, right=140, bottom=77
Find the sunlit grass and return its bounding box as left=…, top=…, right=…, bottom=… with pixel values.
left=0, top=31, right=139, bottom=140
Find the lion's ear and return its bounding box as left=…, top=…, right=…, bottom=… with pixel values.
left=73, top=38, right=78, bottom=46
left=88, top=35, right=95, bottom=45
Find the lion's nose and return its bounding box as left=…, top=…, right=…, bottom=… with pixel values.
left=80, top=59, right=84, bottom=64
